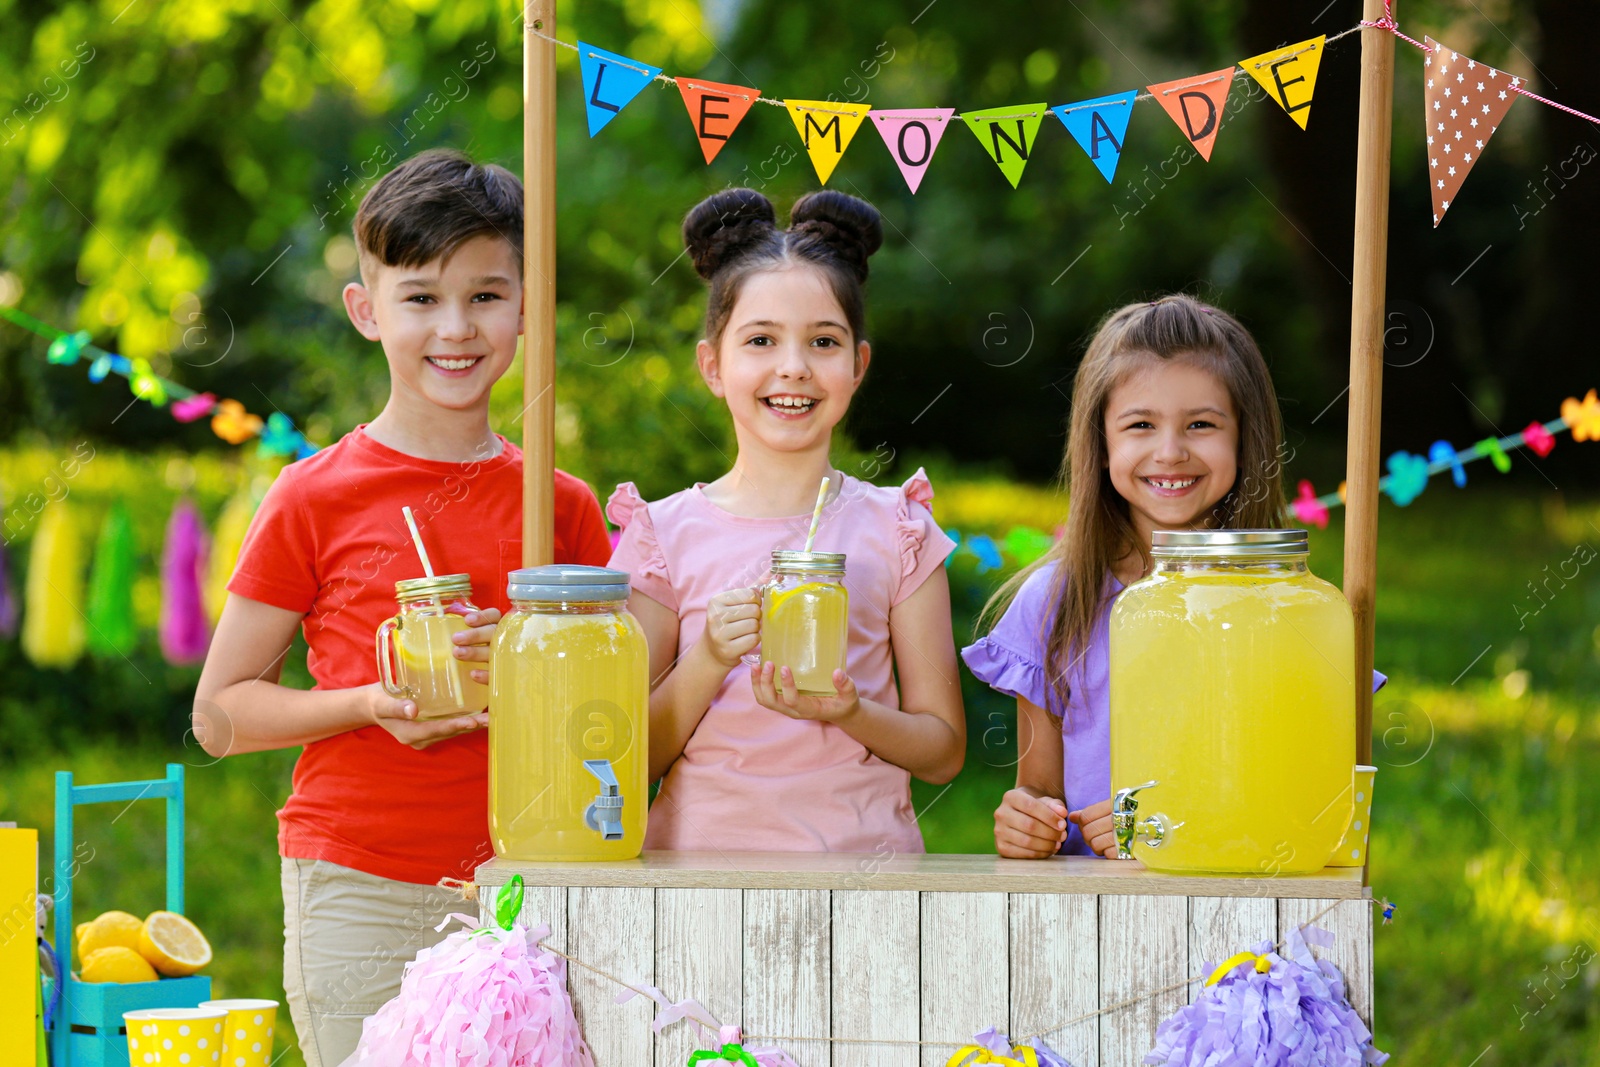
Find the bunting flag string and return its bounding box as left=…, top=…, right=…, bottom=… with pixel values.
left=528, top=10, right=1600, bottom=223
left=947, top=390, right=1596, bottom=570
left=1, top=304, right=319, bottom=459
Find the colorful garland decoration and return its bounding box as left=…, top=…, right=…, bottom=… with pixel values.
left=947, top=390, right=1596, bottom=571
left=1, top=305, right=318, bottom=460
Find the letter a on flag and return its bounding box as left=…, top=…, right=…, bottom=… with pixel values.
left=1239, top=36, right=1326, bottom=130
left=1422, top=37, right=1519, bottom=227
left=870, top=108, right=956, bottom=193
left=784, top=100, right=871, bottom=184
left=678, top=77, right=760, bottom=163
left=1148, top=67, right=1235, bottom=161
left=1051, top=91, right=1136, bottom=184
left=962, top=103, right=1048, bottom=188
left=578, top=41, right=663, bottom=137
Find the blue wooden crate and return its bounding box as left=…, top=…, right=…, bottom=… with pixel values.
left=47, top=974, right=212, bottom=1067
left=47, top=765, right=210, bottom=1067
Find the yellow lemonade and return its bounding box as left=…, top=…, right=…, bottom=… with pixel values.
left=1110, top=532, right=1355, bottom=874
left=490, top=566, right=649, bottom=861
left=376, top=574, right=488, bottom=721
left=763, top=581, right=849, bottom=695
left=393, top=612, right=490, bottom=720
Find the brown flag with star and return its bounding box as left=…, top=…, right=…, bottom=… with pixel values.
left=1424, top=37, right=1520, bottom=227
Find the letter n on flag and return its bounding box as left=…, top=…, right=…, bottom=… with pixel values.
left=1148, top=67, right=1236, bottom=161
left=678, top=77, right=760, bottom=163
left=870, top=108, right=956, bottom=193
left=962, top=103, right=1048, bottom=188
left=784, top=99, right=871, bottom=184
left=578, top=41, right=663, bottom=137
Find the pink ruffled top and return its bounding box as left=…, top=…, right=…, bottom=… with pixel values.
left=607, top=469, right=956, bottom=853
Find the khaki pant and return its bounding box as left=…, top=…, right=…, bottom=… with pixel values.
left=280, top=857, right=462, bottom=1067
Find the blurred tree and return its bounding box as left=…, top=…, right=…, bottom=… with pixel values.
left=0, top=0, right=1592, bottom=497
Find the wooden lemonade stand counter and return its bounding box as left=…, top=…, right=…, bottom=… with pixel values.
left=474, top=852, right=1372, bottom=1066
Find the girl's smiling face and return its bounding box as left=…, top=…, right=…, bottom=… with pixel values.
left=1104, top=356, right=1240, bottom=544
left=697, top=264, right=870, bottom=455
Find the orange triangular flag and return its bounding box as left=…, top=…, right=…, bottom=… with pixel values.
left=1423, top=37, right=1520, bottom=227
left=1147, top=67, right=1236, bottom=161
left=677, top=77, right=760, bottom=164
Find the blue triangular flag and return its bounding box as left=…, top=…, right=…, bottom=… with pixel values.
left=578, top=41, right=663, bottom=137
left=1051, top=91, right=1136, bottom=184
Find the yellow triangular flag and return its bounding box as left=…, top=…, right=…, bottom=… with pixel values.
left=1239, top=35, right=1326, bottom=130
left=784, top=99, right=871, bottom=184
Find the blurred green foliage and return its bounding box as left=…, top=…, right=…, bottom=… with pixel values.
left=2, top=0, right=1597, bottom=495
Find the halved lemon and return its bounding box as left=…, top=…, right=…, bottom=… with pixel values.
left=137, top=911, right=212, bottom=977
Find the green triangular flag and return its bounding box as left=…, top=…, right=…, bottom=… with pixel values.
left=962, top=102, right=1048, bottom=188
left=87, top=502, right=137, bottom=656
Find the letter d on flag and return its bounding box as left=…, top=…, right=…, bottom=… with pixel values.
left=578, top=41, right=663, bottom=137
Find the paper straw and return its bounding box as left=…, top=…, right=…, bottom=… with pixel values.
left=402, top=506, right=435, bottom=578
left=802, top=476, right=830, bottom=553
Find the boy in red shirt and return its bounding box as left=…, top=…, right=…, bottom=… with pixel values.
left=194, top=149, right=611, bottom=1067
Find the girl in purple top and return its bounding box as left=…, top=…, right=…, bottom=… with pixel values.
left=963, top=295, right=1384, bottom=858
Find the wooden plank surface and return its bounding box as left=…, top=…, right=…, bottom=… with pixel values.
left=1187, top=896, right=1277, bottom=1002
left=1009, top=892, right=1098, bottom=1067
left=569, top=887, right=654, bottom=1066
left=832, top=890, right=919, bottom=1067
left=1100, top=894, right=1186, bottom=1067
left=476, top=852, right=1368, bottom=898
left=1280, top=896, right=1374, bottom=1027
left=920, top=892, right=1008, bottom=1067
left=744, top=890, right=831, bottom=1067
left=655, top=888, right=742, bottom=1066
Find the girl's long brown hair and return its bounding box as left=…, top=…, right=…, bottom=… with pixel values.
left=979, top=294, right=1287, bottom=714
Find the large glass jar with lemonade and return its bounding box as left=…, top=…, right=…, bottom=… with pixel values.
left=1109, top=530, right=1356, bottom=874
left=760, top=550, right=849, bottom=696
left=489, top=565, right=649, bottom=861
left=375, top=574, right=490, bottom=720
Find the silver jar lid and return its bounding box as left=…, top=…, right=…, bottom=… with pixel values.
left=506, top=564, right=632, bottom=602
left=771, top=550, right=846, bottom=574
left=1149, top=529, right=1309, bottom=558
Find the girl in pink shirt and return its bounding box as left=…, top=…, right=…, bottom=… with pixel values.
left=608, top=188, right=965, bottom=853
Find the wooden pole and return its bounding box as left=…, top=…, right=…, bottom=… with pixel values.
left=523, top=0, right=558, bottom=567
left=1346, top=5, right=1395, bottom=771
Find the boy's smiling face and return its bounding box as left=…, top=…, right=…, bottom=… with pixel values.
left=343, top=234, right=522, bottom=413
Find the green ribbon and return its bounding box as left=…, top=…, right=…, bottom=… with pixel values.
left=686, top=1044, right=760, bottom=1066
left=494, top=874, right=525, bottom=931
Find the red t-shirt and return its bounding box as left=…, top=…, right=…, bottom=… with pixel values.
left=227, top=426, right=612, bottom=884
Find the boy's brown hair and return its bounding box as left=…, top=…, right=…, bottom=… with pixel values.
left=353, top=148, right=522, bottom=280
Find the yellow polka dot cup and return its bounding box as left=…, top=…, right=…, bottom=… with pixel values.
left=199, top=999, right=279, bottom=1067
left=123, top=1006, right=228, bottom=1066
left=1327, top=765, right=1377, bottom=866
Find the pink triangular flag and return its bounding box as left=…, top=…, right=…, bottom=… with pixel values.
left=1423, top=37, right=1519, bottom=227
left=870, top=108, right=956, bottom=193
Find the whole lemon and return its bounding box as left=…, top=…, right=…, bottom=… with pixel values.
left=77, top=910, right=144, bottom=964
left=80, top=946, right=158, bottom=983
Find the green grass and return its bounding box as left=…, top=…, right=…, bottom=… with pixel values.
left=3, top=488, right=1597, bottom=1065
